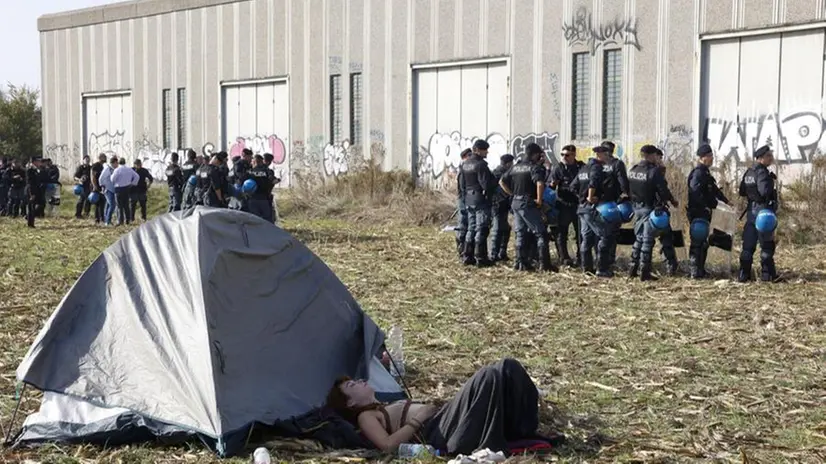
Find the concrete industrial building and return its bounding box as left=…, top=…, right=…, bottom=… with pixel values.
left=38, top=0, right=826, bottom=186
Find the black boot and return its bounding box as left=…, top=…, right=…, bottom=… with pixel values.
left=666, top=260, right=678, bottom=277
left=513, top=247, right=534, bottom=271
left=629, top=262, right=639, bottom=278
left=475, top=241, right=493, bottom=268
left=581, top=250, right=595, bottom=274
left=498, top=232, right=511, bottom=262
left=640, top=253, right=657, bottom=281
left=462, top=240, right=476, bottom=266
left=456, top=236, right=465, bottom=257
left=538, top=246, right=559, bottom=273
left=737, top=261, right=753, bottom=283
left=695, top=246, right=709, bottom=279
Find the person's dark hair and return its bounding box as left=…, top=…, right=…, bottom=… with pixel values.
left=264, top=153, right=274, bottom=163
left=254, top=154, right=264, bottom=162
left=601, top=141, right=616, bottom=153
left=460, top=148, right=472, bottom=160
left=562, top=144, right=577, bottom=153
left=171, top=152, right=179, bottom=163
left=187, top=149, right=197, bottom=160
left=110, top=156, right=119, bottom=164
left=326, top=376, right=383, bottom=424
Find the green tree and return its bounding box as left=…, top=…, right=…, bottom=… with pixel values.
left=0, top=84, right=42, bottom=162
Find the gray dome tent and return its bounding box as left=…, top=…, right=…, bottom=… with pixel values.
left=12, top=208, right=403, bottom=456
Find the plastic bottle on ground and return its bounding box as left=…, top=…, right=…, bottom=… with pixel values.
left=386, top=325, right=405, bottom=378
left=252, top=447, right=272, bottom=464
left=398, top=443, right=439, bottom=458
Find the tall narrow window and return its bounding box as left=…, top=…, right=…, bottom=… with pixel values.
left=350, top=73, right=363, bottom=146
left=176, top=88, right=187, bottom=148
left=162, top=89, right=172, bottom=149
left=602, top=50, right=622, bottom=140
left=571, top=53, right=590, bottom=141
left=330, top=75, right=343, bottom=143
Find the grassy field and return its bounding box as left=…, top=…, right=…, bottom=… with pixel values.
left=0, top=187, right=824, bottom=463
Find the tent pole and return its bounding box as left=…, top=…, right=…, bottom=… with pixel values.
left=3, top=384, right=26, bottom=445
left=385, top=350, right=413, bottom=399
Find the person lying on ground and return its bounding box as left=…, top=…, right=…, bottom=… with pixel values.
left=326, top=358, right=554, bottom=455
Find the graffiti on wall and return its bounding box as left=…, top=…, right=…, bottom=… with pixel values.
left=323, top=140, right=351, bottom=177
left=704, top=111, right=826, bottom=166
left=227, top=135, right=289, bottom=185
left=658, top=125, right=695, bottom=166
left=417, top=132, right=509, bottom=185
left=512, top=132, right=560, bottom=164
left=549, top=73, right=561, bottom=119
left=562, top=7, right=641, bottom=55
left=88, top=130, right=131, bottom=161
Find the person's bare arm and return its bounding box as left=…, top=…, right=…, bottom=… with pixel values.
left=499, top=179, right=513, bottom=196
left=357, top=410, right=423, bottom=453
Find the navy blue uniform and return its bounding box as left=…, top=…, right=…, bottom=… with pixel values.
left=26, top=166, right=46, bottom=228
left=166, top=163, right=184, bottom=212
left=687, top=164, right=729, bottom=277
left=196, top=164, right=226, bottom=208
left=602, top=157, right=629, bottom=267
left=0, top=163, right=7, bottom=216
left=458, top=154, right=495, bottom=265
left=90, top=161, right=105, bottom=222
left=738, top=163, right=778, bottom=281
left=247, top=165, right=276, bottom=222
left=5, top=167, right=26, bottom=217
left=628, top=160, right=675, bottom=280
left=228, top=159, right=251, bottom=211
left=130, top=167, right=153, bottom=221
left=74, top=164, right=92, bottom=218
left=489, top=164, right=512, bottom=261
left=550, top=161, right=584, bottom=265
left=181, top=160, right=198, bottom=208
left=501, top=160, right=553, bottom=271
left=455, top=172, right=469, bottom=257
left=571, top=159, right=612, bottom=274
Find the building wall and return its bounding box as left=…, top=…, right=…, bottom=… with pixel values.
left=39, top=0, right=826, bottom=184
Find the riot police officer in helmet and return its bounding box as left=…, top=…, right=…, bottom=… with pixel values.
left=738, top=145, right=781, bottom=283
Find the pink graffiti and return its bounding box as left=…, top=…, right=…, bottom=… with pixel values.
left=228, top=135, right=287, bottom=165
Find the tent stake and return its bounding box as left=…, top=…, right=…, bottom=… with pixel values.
left=3, top=384, right=26, bottom=445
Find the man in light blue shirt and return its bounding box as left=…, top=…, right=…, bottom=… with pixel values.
left=99, top=157, right=117, bottom=225
left=111, top=157, right=139, bottom=225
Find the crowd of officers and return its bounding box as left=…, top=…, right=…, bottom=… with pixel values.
left=456, top=139, right=781, bottom=283
left=0, top=157, right=62, bottom=227
left=0, top=148, right=280, bottom=228
left=163, top=148, right=280, bottom=222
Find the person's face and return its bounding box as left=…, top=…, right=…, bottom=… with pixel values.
left=701, top=154, right=714, bottom=167
left=503, top=161, right=514, bottom=170
left=83, top=157, right=90, bottom=166
left=762, top=152, right=775, bottom=166
left=475, top=148, right=488, bottom=158
left=655, top=155, right=664, bottom=167
left=339, top=379, right=375, bottom=407
left=596, top=151, right=610, bottom=164
left=562, top=149, right=577, bottom=165
left=253, top=158, right=262, bottom=168
left=111, top=160, right=119, bottom=167
left=99, top=156, right=107, bottom=164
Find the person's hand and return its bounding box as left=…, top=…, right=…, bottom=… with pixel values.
left=535, top=199, right=542, bottom=208
left=587, top=195, right=598, bottom=204
left=29, top=195, right=35, bottom=202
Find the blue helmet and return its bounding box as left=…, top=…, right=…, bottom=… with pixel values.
left=596, top=201, right=622, bottom=223
left=73, top=184, right=84, bottom=196
left=542, top=187, right=557, bottom=205
left=617, top=202, right=634, bottom=223
left=242, top=179, right=258, bottom=194
left=188, top=175, right=197, bottom=186
left=690, top=218, right=710, bottom=241
left=87, top=191, right=101, bottom=204
left=755, top=209, right=777, bottom=233
left=649, top=208, right=671, bottom=230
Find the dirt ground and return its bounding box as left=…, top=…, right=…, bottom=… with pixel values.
left=0, top=192, right=824, bottom=463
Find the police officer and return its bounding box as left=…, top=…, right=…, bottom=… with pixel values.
left=550, top=145, right=585, bottom=267
left=458, top=140, right=495, bottom=267
left=738, top=145, right=781, bottom=283
left=165, top=152, right=184, bottom=212
left=263, top=152, right=281, bottom=223
left=571, top=146, right=615, bottom=276
left=499, top=143, right=557, bottom=272
left=26, top=156, right=46, bottom=228
left=686, top=144, right=730, bottom=279
left=90, top=154, right=107, bottom=223
left=181, top=149, right=199, bottom=209
left=601, top=141, right=630, bottom=269
left=74, top=155, right=93, bottom=218
left=195, top=154, right=227, bottom=208
left=130, top=159, right=154, bottom=222
left=6, top=159, right=26, bottom=218
left=0, top=158, right=8, bottom=216
left=228, top=149, right=252, bottom=211
left=490, top=154, right=515, bottom=262
left=455, top=148, right=472, bottom=258
left=43, top=159, right=61, bottom=217
left=627, top=145, right=679, bottom=281
left=653, top=148, right=679, bottom=276
left=247, top=155, right=276, bottom=222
